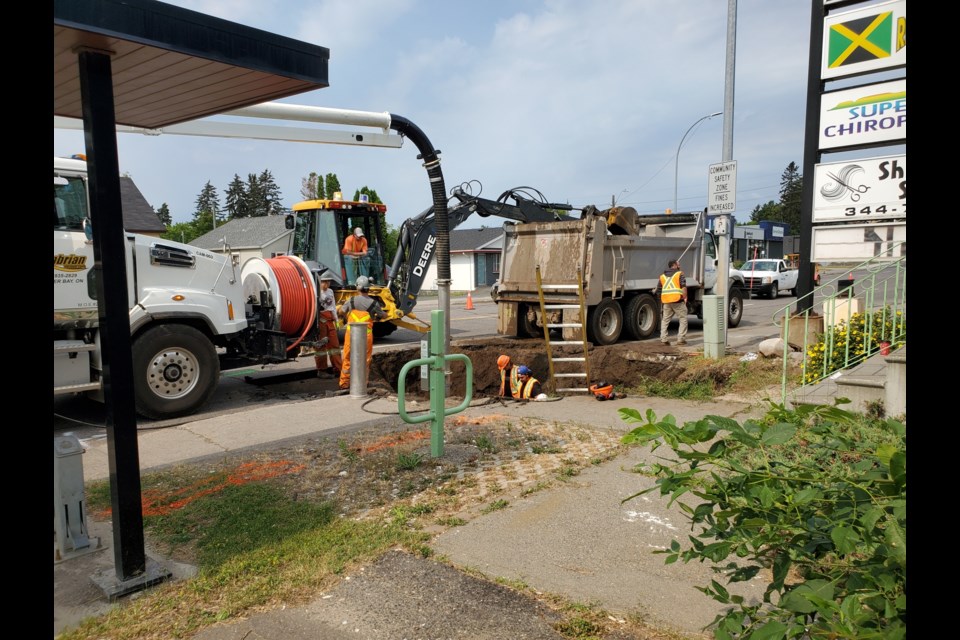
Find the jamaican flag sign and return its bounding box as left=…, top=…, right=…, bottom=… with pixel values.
left=822, top=0, right=906, bottom=80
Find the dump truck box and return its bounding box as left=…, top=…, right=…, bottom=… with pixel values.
left=494, top=212, right=724, bottom=344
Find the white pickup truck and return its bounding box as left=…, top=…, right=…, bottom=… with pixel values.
left=739, top=258, right=799, bottom=299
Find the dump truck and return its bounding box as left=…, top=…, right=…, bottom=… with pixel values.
left=492, top=205, right=745, bottom=345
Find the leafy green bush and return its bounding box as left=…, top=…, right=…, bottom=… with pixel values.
left=802, top=308, right=905, bottom=384
left=619, top=402, right=906, bottom=639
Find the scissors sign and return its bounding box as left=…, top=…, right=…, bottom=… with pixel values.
left=826, top=172, right=870, bottom=202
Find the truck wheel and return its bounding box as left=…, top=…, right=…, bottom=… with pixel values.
left=372, top=322, right=398, bottom=339
left=624, top=293, right=658, bottom=340
left=587, top=298, right=623, bottom=346
left=727, top=287, right=744, bottom=328
left=519, top=305, right=541, bottom=338
left=768, top=283, right=778, bottom=299
left=132, top=325, right=220, bottom=420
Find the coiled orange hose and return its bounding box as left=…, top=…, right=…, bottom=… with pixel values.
left=265, top=256, right=317, bottom=352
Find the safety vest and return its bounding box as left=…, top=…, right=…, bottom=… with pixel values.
left=518, top=377, right=541, bottom=399
left=659, top=271, right=684, bottom=303
left=346, top=308, right=373, bottom=335
left=500, top=366, right=521, bottom=398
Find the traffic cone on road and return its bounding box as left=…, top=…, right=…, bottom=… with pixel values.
left=465, top=292, right=475, bottom=310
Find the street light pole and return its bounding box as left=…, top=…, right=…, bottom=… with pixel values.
left=673, top=111, right=722, bottom=214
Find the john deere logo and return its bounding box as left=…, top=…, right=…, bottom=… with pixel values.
left=54, top=253, right=88, bottom=273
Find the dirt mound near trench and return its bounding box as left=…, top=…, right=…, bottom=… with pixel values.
left=371, top=337, right=688, bottom=397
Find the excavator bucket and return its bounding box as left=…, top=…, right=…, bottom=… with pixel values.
left=603, top=206, right=640, bottom=236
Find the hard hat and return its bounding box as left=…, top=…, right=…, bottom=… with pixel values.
left=517, top=365, right=531, bottom=376
left=355, top=275, right=370, bottom=290
left=354, top=227, right=364, bottom=237
left=497, top=355, right=510, bottom=370
left=318, top=270, right=335, bottom=281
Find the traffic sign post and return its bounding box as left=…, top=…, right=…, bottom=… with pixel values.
left=706, top=161, right=737, bottom=360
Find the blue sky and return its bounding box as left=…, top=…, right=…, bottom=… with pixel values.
left=53, top=0, right=817, bottom=229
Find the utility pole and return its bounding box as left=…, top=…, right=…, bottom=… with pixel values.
left=715, top=0, right=738, bottom=356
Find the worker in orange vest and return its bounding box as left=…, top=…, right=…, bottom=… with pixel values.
left=337, top=275, right=385, bottom=390
left=342, top=227, right=369, bottom=283
left=656, top=259, right=688, bottom=346
left=497, top=354, right=522, bottom=399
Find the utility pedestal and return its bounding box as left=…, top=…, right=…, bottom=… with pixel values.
left=54, top=434, right=99, bottom=561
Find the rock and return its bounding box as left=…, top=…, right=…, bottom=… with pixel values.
left=758, top=338, right=787, bottom=357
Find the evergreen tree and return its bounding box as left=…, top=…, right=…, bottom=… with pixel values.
left=245, top=173, right=265, bottom=216
left=301, top=171, right=320, bottom=200
left=259, top=169, right=283, bottom=214
left=155, top=202, right=172, bottom=226
left=225, top=174, right=248, bottom=219
left=778, top=162, right=803, bottom=234
left=193, top=181, right=222, bottom=228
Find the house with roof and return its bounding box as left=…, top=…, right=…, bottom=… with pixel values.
left=418, top=227, right=505, bottom=292
left=120, top=176, right=166, bottom=237
left=190, top=215, right=292, bottom=267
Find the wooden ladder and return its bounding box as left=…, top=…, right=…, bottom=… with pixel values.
left=536, top=265, right=591, bottom=394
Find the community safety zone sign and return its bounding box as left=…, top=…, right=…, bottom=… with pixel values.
left=819, top=79, right=905, bottom=150
left=813, top=154, right=905, bottom=223
left=822, top=0, right=906, bottom=80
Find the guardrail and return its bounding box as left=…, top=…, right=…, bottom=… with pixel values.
left=775, top=244, right=906, bottom=405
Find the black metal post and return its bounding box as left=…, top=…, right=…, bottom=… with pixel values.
left=78, top=49, right=147, bottom=580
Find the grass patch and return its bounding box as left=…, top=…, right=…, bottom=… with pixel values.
left=61, top=479, right=427, bottom=640
left=395, top=451, right=424, bottom=471
left=481, top=499, right=509, bottom=514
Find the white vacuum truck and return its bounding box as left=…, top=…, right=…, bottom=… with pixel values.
left=53, top=155, right=322, bottom=419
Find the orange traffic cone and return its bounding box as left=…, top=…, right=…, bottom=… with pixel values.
left=465, top=292, right=475, bottom=310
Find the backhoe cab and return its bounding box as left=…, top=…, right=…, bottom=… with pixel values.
left=287, top=195, right=414, bottom=338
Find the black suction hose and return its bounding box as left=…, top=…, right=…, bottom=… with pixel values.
left=389, top=114, right=449, bottom=282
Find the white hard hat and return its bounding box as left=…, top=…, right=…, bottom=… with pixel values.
left=354, top=227, right=364, bottom=237
left=318, top=270, right=335, bottom=281
left=356, top=275, right=370, bottom=290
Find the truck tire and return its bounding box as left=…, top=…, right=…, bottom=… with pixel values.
left=768, top=283, right=778, bottom=299
left=373, top=322, right=398, bottom=339
left=727, top=287, right=744, bottom=328
left=132, top=324, right=220, bottom=420
left=519, top=305, right=541, bottom=338
left=624, top=293, right=658, bottom=340
left=587, top=298, right=623, bottom=346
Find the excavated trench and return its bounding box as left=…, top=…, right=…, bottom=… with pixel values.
left=370, top=336, right=687, bottom=398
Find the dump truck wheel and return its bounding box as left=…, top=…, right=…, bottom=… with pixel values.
left=587, top=298, right=622, bottom=346
left=624, top=293, right=658, bottom=340
left=132, top=324, right=219, bottom=420
left=519, top=305, right=540, bottom=338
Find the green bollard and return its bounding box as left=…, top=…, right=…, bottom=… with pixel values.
left=397, top=309, right=473, bottom=457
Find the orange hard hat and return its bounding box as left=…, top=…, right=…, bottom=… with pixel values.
left=497, top=354, right=510, bottom=370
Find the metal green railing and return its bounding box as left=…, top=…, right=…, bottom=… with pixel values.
left=776, top=245, right=906, bottom=405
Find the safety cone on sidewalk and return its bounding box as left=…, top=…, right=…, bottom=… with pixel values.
left=465, top=292, right=475, bottom=310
